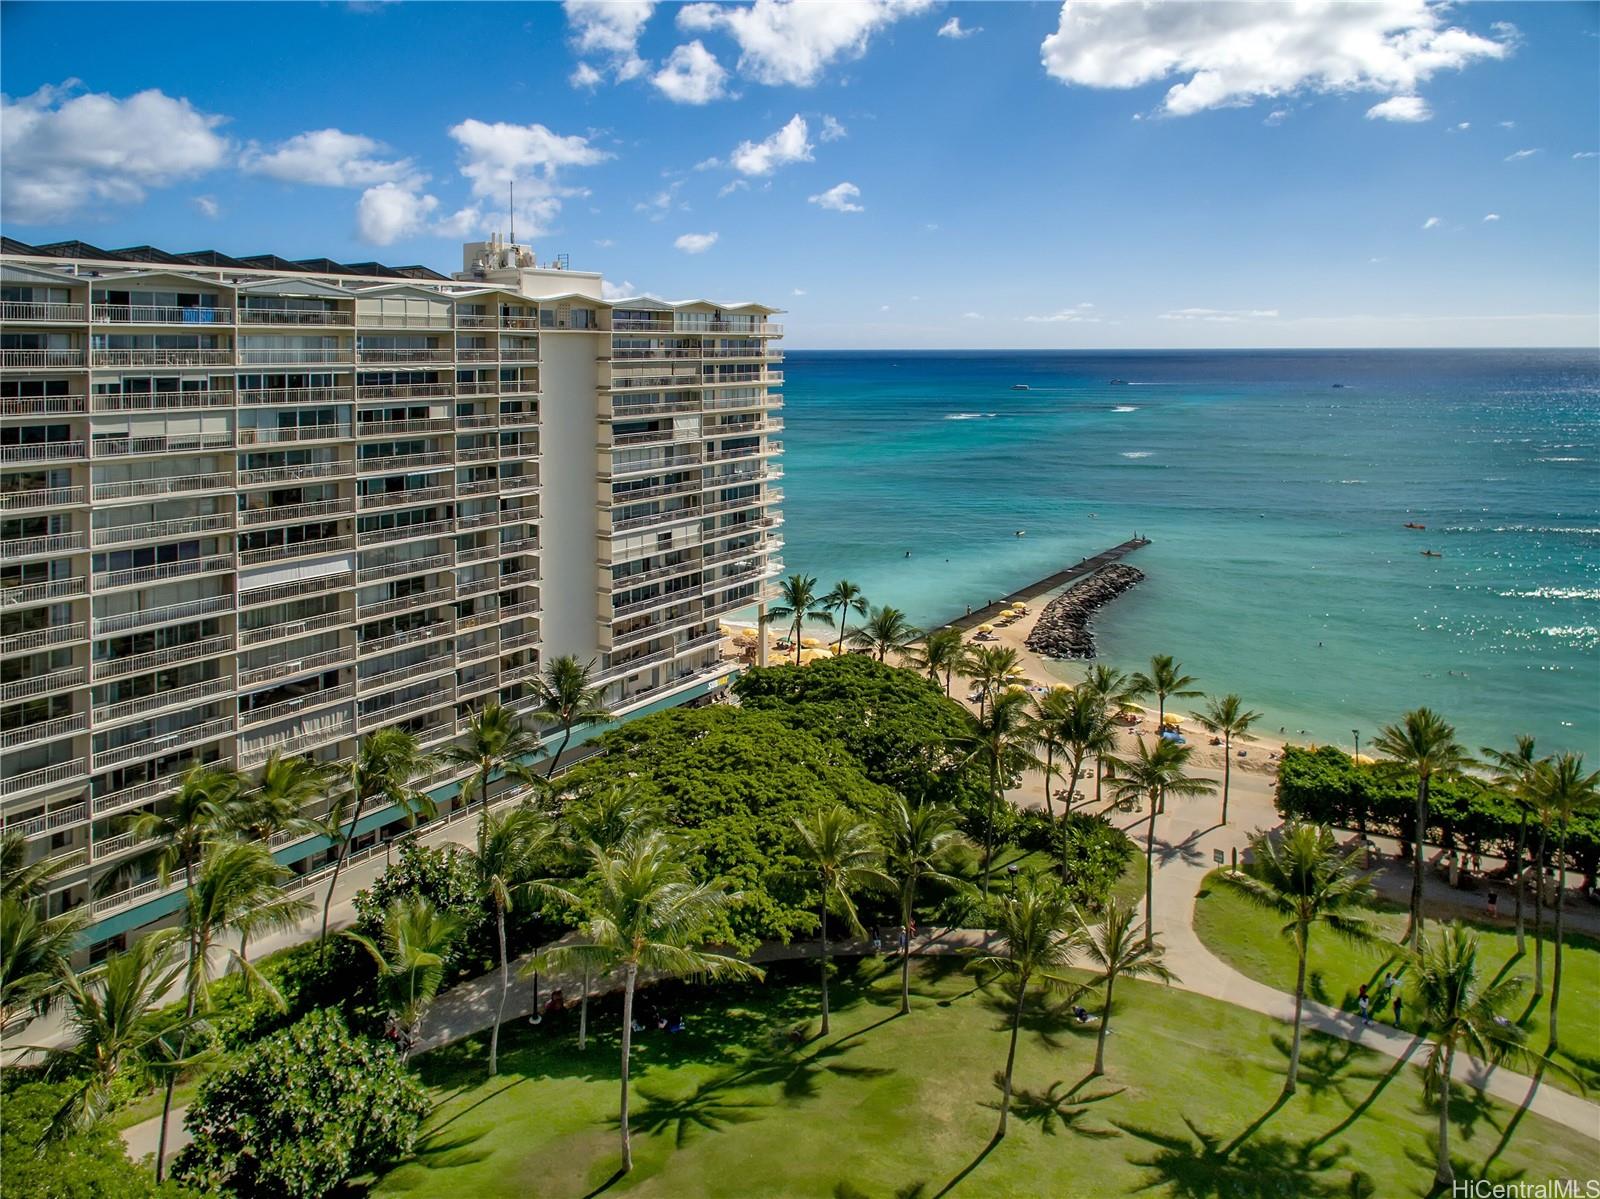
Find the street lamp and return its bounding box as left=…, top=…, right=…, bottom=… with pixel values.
left=1352, top=729, right=1368, bottom=843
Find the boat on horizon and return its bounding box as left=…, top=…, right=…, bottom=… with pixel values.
left=1404, top=521, right=1426, bottom=530
left=1011, top=384, right=1031, bottom=390
left=1421, top=550, right=1443, bottom=558
left=1109, top=379, right=1129, bottom=385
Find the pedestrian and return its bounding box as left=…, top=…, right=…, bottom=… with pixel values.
left=1392, top=993, right=1403, bottom=1027
left=1487, top=889, right=1498, bottom=918
left=1358, top=983, right=1371, bottom=1026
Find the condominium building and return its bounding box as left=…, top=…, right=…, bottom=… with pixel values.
left=0, top=234, right=783, bottom=955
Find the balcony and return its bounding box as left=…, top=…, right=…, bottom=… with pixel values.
left=355, top=381, right=454, bottom=401
left=1, top=531, right=87, bottom=559
left=2, top=576, right=88, bottom=609
left=92, top=304, right=232, bottom=324
left=610, top=398, right=701, bottom=419
left=610, top=373, right=699, bottom=391
left=237, top=643, right=353, bottom=688
left=239, top=386, right=353, bottom=406
left=2, top=394, right=87, bottom=417
left=237, top=347, right=353, bottom=366
left=94, top=512, right=233, bottom=547
left=239, top=497, right=353, bottom=527
left=358, top=618, right=456, bottom=657
left=362, top=519, right=455, bottom=547
left=499, top=408, right=539, bottom=426
left=94, top=594, right=232, bottom=637
left=236, top=423, right=352, bottom=446
left=92, top=554, right=232, bottom=592
left=92, top=472, right=233, bottom=501
left=355, top=417, right=453, bottom=437
left=238, top=535, right=355, bottom=567
left=0, top=760, right=86, bottom=799
left=237, top=712, right=353, bottom=770
left=92, top=761, right=230, bottom=818
left=237, top=460, right=352, bottom=487
left=93, top=716, right=236, bottom=770
left=607, top=454, right=701, bottom=479
left=1, top=620, right=88, bottom=654
left=1, top=349, right=85, bottom=369
left=240, top=607, right=349, bottom=648
left=357, top=551, right=454, bottom=583
left=358, top=451, right=452, bottom=473
left=1, top=301, right=86, bottom=323
left=610, top=506, right=702, bottom=535
left=91, top=349, right=234, bottom=368
left=91, top=432, right=234, bottom=457
left=4, top=802, right=88, bottom=840
left=456, top=479, right=498, bottom=499
left=595, top=645, right=676, bottom=681
left=91, top=634, right=234, bottom=681
left=356, top=585, right=452, bottom=621
left=240, top=682, right=355, bottom=729
left=92, top=388, right=235, bottom=413
left=357, top=656, right=454, bottom=695
left=0, top=713, right=88, bottom=751
left=358, top=485, right=453, bottom=511
left=358, top=682, right=454, bottom=727
left=0, top=440, right=87, bottom=464
left=239, top=309, right=354, bottom=326
left=356, top=348, right=454, bottom=364
left=93, top=678, right=234, bottom=727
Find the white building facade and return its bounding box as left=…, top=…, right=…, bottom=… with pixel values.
left=0, top=234, right=783, bottom=954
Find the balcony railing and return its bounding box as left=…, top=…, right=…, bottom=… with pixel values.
left=238, top=572, right=352, bottom=610
left=240, top=682, right=355, bottom=728
left=238, top=348, right=352, bottom=365
left=91, top=432, right=234, bottom=457
left=357, top=451, right=452, bottom=474
left=356, top=348, right=454, bottom=364
left=239, top=386, right=353, bottom=406
left=240, top=608, right=349, bottom=648
left=91, top=388, right=235, bottom=412
left=0, top=713, right=88, bottom=751
left=358, top=618, right=456, bottom=658
left=356, top=656, right=454, bottom=695
left=356, top=586, right=454, bottom=621
left=0, top=440, right=87, bottom=463
left=92, top=472, right=233, bottom=501
left=1, top=619, right=87, bottom=654
left=93, top=716, right=235, bottom=770
left=237, top=712, right=352, bottom=770
left=238, top=644, right=353, bottom=688
left=0, top=760, right=85, bottom=798
left=361, top=519, right=453, bottom=546
left=92, top=304, right=232, bottom=324
left=3, top=801, right=88, bottom=839
left=2, top=394, right=88, bottom=416
left=355, top=417, right=453, bottom=437
left=238, top=535, right=354, bottom=567
left=239, top=497, right=353, bottom=526
left=91, top=634, right=234, bottom=681
left=236, top=423, right=352, bottom=446
left=1, top=349, right=85, bottom=368
left=93, top=554, right=232, bottom=592
left=237, top=461, right=351, bottom=486
left=93, top=594, right=232, bottom=637
left=357, top=551, right=454, bottom=583
left=94, top=512, right=233, bottom=546
left=354, top=381, right=454, bottom=400
left=359, top=485, right=453, bottom=511
left=93, top=678, right=234, bottom=727
left=1, top=301, right=86, bottom=322
left=2, top=576, right=88, bottom=609
left=91, top=348, right=233, bottom=367
left=2, top=531, right=86, bottom=558
left=239, top=309, right=354, bottom=326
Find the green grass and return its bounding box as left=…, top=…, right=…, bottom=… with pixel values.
left=1192, top=871, right=1600, bottom=1096
left=365, top=957, right=1594, bottom=1198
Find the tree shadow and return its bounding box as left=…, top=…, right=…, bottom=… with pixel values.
left=1116, top=1115, right=1358, bottom=1199
left=832, top=1182, right=929, bottom=1199
left=989, top=1076, right=1124, bottom=1139
left=1152, top=831, right=1209, bottom=869
left=422, top=1076, right=528, bottom=1137
left=1308, top=1034, right=1424, bottom=1148
left=1402, top=1138, right=1529, bottom=1199
left=1267, top=1032, right=1379, bottom=1112
left=403, top=1127, right=495, bottom=1172
left=1481, top=1059, right=1546, bottom=1172
left=628, top=1071, right=773, bottom=1148
left=931, top=1133, right=1001, bottom=1199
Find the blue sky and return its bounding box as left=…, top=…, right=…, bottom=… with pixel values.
left=3, top=0, right=1596, bottom=348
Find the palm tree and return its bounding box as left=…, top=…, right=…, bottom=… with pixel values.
left=1524, top=753, right=1600, bottom=1052
left=125, top=761, right=242, bottom=910
left=560, top=783, right=659, bottom=1050
left=438, top=700, right=546, bottom=858
left=1078, top=897, right=1175, bottom=1076
left=1044, top=689, right=1119, bottom=884
left=962, top=644, right=1022, bottom=717
left=1107, top=738, right=1216, bottom=945
left=156, top=839, right=308, bottom=1178
left=3, top=827, right=81, bottom=902
left=822, top=579, right=870, bottom=654
left=764, top=572, right=835, bottom=666
left=1127, top=655, right=1202, bottom=814
left=1080, top=664, right=1137, bottom=807
left=1, top=895, right=84, bottom=1028
left=878, top=797, right=964, bottom=1016
left=793, top=805, right=888, bottom=1035
left=536, top=832, right=763, bottom=1174
left=1028, top=688, right=1072, bottom=822
left=1478, top=735, right=1541, bottom=955
left=531, top=655, right=615, bottom=778
left=910, top=626, right=966, bottom=695
left=958, top=688, right=1040, bottom=895
left=972, top=873, right=1082, bottom=1138
left=41, top=930, right=197, bottom=1139
left=1410, top=924, right=1531, bottom=1188
left=1196, top=694, right=1262, bottom=826
left=319, top=727, right=437, bottom=952
left=1223, top=823, right=1375, bottom=1095
left=466, top=805, right=559, bottom=1075
left=1371, top=708, right=1470, bottom=950
left=232, top=750, right=335, bottom=845
left=345, top=895, right=463, bottom=1057
left=850, top=604, right=920, bottom=663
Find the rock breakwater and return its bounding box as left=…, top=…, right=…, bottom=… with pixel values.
left=1025, top=564, right=1146, bottom=659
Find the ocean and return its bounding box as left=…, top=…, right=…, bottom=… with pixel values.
left=772, top=349, right=1600, bottom=757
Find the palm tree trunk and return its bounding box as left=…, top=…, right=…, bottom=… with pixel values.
left=1156, top=698, right=1166, bottom=815
left=943, top=663, right=952, bottom=696
left=1220, top=735, right=1232, bottom=825
left=996, top=977, right=1027, bottom=1138
left=836, top=607, right=846, bottom=654
left=1434, top=1044, right=1456, bottom=1187
left=1284, top=928, right=1308, bottom=1096
left=1532, top=823, right=1547, bottom=997
left=1143, top=806, right=1157, bottom=949
left=619, top=964, right=637, bottom=1174
left=819, top=902, right=831, bottom=1036
left=321, top=794, right=367, bottom=956
left=579, top=965, right=591, bottom=1051
left=546, top=724, right=574, bottom=780
left=1059, top=755, right=1081, bottom=886
left=899, top=891, right=913, bottom=1017
left=1093, top=973, right=1114, bottom=1075
left=793, top=618, right=802, bottom=666
left=1042, top=743, right=1056, bottom=822
left=490, top=905, right=507, bottom=1076
left=156, top=874, right=198, bottom=1183
left=1095, top=756, right=1104, bottom=810
left=1407, top=776, right=1429, bottom=951
left=477, top=765, right=492, bottom=858
left=981, top=756, right=999, bottom=897
left=1513, top=808, right=1528, bottom=954
left=1548, top=824, right=1568, bottom=1051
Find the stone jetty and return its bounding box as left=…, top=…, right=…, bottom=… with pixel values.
left=1025, top=564, right=1146, bottom=659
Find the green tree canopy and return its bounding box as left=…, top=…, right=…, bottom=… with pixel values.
left=0, top=1080, right=196, bottom=1199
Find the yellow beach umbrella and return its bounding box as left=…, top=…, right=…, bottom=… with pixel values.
left=1122, top=702, right=1145, bottom=714
left=1162, top=714, right=1183, bottom=727
left=801, top=636, right=821, bottom=648
left=738, top=627, right=759, bottom=641
left=977, top=623, right=994, bottom=633
left=1352, top=752, right=1376, bottom=766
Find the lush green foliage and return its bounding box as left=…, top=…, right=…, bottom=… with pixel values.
left=354, top=840, right=489, bottom=969
left=173, top=1009, right=427, bottom=1199
left=560, top=705, right=894, bottom=949
left=1012, top=810, right=1137, bottom=909
left=0, top=1079, right=194, bottom=1199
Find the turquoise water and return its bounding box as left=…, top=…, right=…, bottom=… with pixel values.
left=774, top=350, right=1600, bottom=756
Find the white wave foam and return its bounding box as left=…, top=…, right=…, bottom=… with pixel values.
left=1120, top=451, right=1153, bottom=459
left=1338, top=479, right=1366, bottom=485
left=945, top=412, right=998, bottom=421
left=1499, top=587, right=1600, bottom=601
left=1112, top=405, right=1138, bottom=413
left=1536, top=456, right=1585, bottom=462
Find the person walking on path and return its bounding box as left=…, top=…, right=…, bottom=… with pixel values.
left=1393, top=992, right=1404, bottom=1027
left=1358, top=983, right=1371, bottom=1026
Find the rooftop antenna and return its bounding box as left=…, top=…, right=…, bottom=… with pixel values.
left=509, top=180, right=515, bottom=245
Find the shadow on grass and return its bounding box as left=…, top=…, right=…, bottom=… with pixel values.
left=930, top=1133, right=1001, bottom=1199
left=988, top=1075, right=1124, bottom=1139
left=1481, top=1058, right=1546, bottom=1172
left=1116, top=1113, right=1362, bottom=1199
left=1308, top=1034, right=1424, bottom=1148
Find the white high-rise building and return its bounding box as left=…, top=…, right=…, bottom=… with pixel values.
left=0, top=234, right=783, bottom=955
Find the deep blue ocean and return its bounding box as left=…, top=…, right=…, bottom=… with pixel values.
left=773, top=349, right=1600, bottom=756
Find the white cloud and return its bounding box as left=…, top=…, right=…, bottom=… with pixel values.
left=819, top=115, right=847, bottom=142
left=962, top=311, right=984, bottom=320
left=1263, top=108, right=1289, bottom=126
left=1158, top=307, right=1278, bottom=322
left=1482, top=212, right=1500, bottom=222
left=729, top=114, right=813, bottom=176
left=791, top=288, right=807, bottom=296
left=1365, top=94, right=1431, bottom=122
left=242, top=128, right=416, bottom=187
left=674, top=231, right=718, bottom=253
left=679, top=0, right=934, bottom=87
left=1421, top=216, right=1441, bottom=229
left=1504, top=148, right=1539, bottom=161
left=938, top=16, right=979, bottom=39
left=1574, top=151, right=1599, bottom=160
left=635, top=181, right=685, bottom=219
left=1498, top=119, right=1516, bottom=128
left=652, top=41, right=730, bottom=104
left=808, top=181, right=863, bottom=212
left=594, top=237, right=616, bottom=247
left=601, top=279, right=637, bottom=300
left=192, top=195, right=219, bottom=219
left=1024, top=307, right=1103, bottom=323
left=357, top=181, right=439, bottom=245
left=446, top=118, right=611, bottom=238
left=880, top=304, right=891, bottom=312
left=564, top=0, right=656, bottom=82
left=1040, top=1, right=1511, bottom=117
left=570, top=62, right=604, bottom=89
left=1453, top=121, right=1471, bottom=130
left=718, top=178, right=749, bottom=198
left=1, top=82, right=229, bottom=223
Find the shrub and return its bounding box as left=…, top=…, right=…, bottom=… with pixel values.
left=354, top=840, right=489, bottom=970
left=173, top=1009, right=428, bottom=1199
left=0, top=1079, right=195, bottom=1199
left=1013, top=810, right=1136, bottom=909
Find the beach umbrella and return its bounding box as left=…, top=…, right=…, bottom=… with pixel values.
left=1162, top=714, right=1183, bottom=727
left=801, top=636, right=821, bottom=648
left=738, top=627, right=758, bottom=641
left=1352, top=752, right=1376, bottom=766
left=977, top=623, right=994, bottom=633
left=1122, top=702, right=1145, bottom=713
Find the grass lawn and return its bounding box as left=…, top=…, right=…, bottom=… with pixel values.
left=366, top=957, right=1594, bottom=1198
left=1192, top=871, right=1600, bottom=1096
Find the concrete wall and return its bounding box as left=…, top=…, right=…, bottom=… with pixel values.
left=537, top=331, right=602, bottom=665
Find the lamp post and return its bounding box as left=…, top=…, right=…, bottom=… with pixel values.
left=1352, top=729, right=1368, bottom=844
